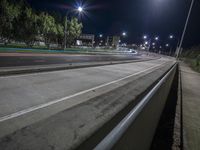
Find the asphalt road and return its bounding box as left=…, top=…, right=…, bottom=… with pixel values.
left=0, top=57, right=175, bottom=150
left=0, top=53, right=141, bottom=67
left=0, top=58, right=168, bottom=118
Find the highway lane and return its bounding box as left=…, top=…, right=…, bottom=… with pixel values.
left=0, top=57, right=175, bottom=145
left=0, top=58, right=171, bottom=119
left=0, top=53, right=141, bottom=67
left=0, top=58, right=176, bottom=148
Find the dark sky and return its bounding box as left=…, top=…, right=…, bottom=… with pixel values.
left=27, top=0, right=200, bottom=48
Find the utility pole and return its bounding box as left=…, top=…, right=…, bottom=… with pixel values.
left=176, top=0, right=195, bottom=59
left=63, top=7, right=83, bottom=49
left=64, top=14, right=68, bottom=49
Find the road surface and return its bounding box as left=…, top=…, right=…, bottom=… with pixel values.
left=0, top=57, right=175, bottom=150
left=180, top=63, right=200, bottom=150
left=0, top=53, right=141, bottom=67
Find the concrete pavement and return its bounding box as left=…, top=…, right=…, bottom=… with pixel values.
left=0, top=52, right=156, bottom=76
left=180, top=63, right=200, bottom=150
left=0, top=58, right=170, bottom=118
left=0, top=53, right=141, bottom=67
left=0, top=58, right=175, bottom=150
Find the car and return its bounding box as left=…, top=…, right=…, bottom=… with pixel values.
left=127, top=49, right=138, bottom=54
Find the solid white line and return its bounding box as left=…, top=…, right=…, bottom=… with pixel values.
left=0, top=62, right=168, bottom=122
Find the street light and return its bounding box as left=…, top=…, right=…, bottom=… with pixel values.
left=122, top=32, right=127, bottom=36
left=152, top=42, right=155, bottom=46
left=166, top=44, right=169, bottom=47
left=64, top=5, right=84, bottom=49
left=176, top=0, right=195, bottom=59
left=142, top=35, right=151, bottom=53
left=169, top=35, right=174, bottom=39
left=99, top=34, right=103, bottom=38
left=155, top=36, right=159, bottom=41
left=78, top=6, right=83, bottom=12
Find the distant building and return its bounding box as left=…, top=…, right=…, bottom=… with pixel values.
left=95, top=35, right=106, bottom=47
left=106, top=36, right=120, bottom=49
left=76, top=34, right=95, bottom=47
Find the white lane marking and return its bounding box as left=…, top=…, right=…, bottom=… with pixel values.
left=0, top=62, right=168, bottom=122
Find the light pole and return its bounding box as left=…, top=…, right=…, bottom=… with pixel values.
left=121, top=32, right=127, bottom=47
left=64, top=13, right=68, bottom=49
left=176, top=0, right=195, bottom=59
left=143, top=35, right=152, bottom=53
left=168, top=35, right=180, bottom=56
left=64, top=6, right=83, bottom=49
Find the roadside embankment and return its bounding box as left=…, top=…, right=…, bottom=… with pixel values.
left=181, top=46, right=200, bottom=73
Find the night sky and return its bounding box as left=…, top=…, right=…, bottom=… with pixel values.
left=27, top=0, right=200, bottom=48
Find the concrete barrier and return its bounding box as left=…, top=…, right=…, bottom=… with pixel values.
left=78, top=64, right=177, bottom=150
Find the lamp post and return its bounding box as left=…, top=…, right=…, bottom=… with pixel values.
left=168, top=35, right=180, bottom=56
left=143, top=35, right=152, bottom=53
left=64, top=6, right=83, bottom=49
left=176, top=0, right=195, bottom=59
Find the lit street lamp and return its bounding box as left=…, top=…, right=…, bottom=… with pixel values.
left=122, top=32, right=127, bottom=36
left=78, top=6, right=83, bottom=12
left=142, top=35, right=151, bottom=53
left=169, top=35, right=174, bottom=39
left=155, top=36, right=159, bottom=41
left=64, top=6, right=84, bottom=49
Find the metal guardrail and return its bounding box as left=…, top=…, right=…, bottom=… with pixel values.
left=94, top=63, right=177, bottom=150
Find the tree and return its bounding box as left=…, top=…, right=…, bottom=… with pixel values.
left=0, top=0, right=20, bottom=44
left=66, top=18, right=83, bottom=47
left=14, top=5, right=40, bottom=46
left=0, top=0, right=83, bottom=48
left=56, top=23, right=64, bottom=47
left=39, top=12, right=58, bottom=48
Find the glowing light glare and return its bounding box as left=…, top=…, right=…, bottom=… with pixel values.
left=143, top=35, right=147, bottom=39
left=145, top=41, right=148, bottom=45
left=155, top=36, right=159, bottom=41
left=152, top=42, right=155, bottom=46
left=122, top=32, right=127, bottom=36
left=99, top=34, right=103, bottom=38
left=169, top=35, right=174, bottom=39
left=166, top=44, right=169, bottom=47
left=78, top=6, right=83, bottom=12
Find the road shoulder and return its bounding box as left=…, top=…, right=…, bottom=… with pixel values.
left=180, top=62, right=200, bottom=150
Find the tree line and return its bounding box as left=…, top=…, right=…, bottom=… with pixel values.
left=0, top=0, right=83, bottom=48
